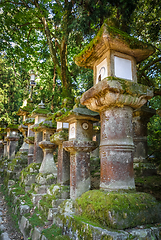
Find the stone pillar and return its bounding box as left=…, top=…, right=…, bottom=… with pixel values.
left=39, top=141, right=57, bottom=175
left=18, top=124, right=29, bottom=153
left=81, top=79, right=153, bottom=191
left=29, top=101, right=50, bottom=163
left=2, top=139, right=7, bottom=158
left=133, top=105, right=156, bottom=163
left=6, top=136, right=20, bottom=159
left=33, top=130, right=43, bottom=163
left=38, top=121, right=57, bottom=175
left=100, top=106, right=134, bottom=190
left=90, top=123, right=100, bottom=160
left=6, top=125, right=20, bottom=159
left=61, top=98, right=99, bottom=199
left=51, top=130, right=70, bottom=185
left=0, top=141, right=4, bottom=159
left=24, top=118, right=35, bottom=165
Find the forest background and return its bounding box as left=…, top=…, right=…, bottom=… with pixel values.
left=0, top=0, right=160, bottom=165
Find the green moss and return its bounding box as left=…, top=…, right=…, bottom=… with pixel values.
left=50, top=130, right=68, bottom=143
left=23, top=118, right=35, bottom=125
left=28, top=207, right=46, bottom=227
left=20, top=163, right=41, bottom=181
left=25, top=136, right=35, bottom=142
left=7, top=124, right=19, bottom=130
left=10, top=185, right=26, bottom=196
left=74, top=22, right=154, bottom=66
left=75, top=190, right=160, bottom=229
left=32, top=108, right=51, bottom=115
left=56, top=110, right=73, bottom=121
left=39, top=120, right=56, bottom=129
left=41, top=224, right=69, bottom=239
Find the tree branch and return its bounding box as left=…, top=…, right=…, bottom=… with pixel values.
left=138, top=57, right=161, bottom=74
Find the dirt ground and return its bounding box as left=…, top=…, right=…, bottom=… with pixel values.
left=0, top=183, right=24, bottom=240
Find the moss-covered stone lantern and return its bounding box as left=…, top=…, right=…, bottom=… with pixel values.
left=60, top=97, right=99, bottom=200
left=5, top=120, right=20, bottom=159
left=76, top=23, right=154, bottom=191
left=23, top=118, right=35, bottom=165
left=50, top=97, right=73, bottom=186
left=50, top=120, right=70, bottom=186
left=30, top=101, right=50, bottom=163
left=75, top=22, right=154, bottom=85
left=133, top=105, right=156, bottom=175
left=0, top=140, right=3, bottom=159
left=17, top=100, right=34, bottom=153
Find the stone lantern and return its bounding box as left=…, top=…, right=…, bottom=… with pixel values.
left=133, top=105, right=156, bottom=176
left=6, top=120, right=20, bottom=159
left=38, top=120, right=57, bottom=175
left=133, top=105, right=156, bottom=163
left=0, top=140, right=3, bottom=159
left=17, top=108, right=28, bottom=153
left=23, top=118, right=35, bottom=165
left=61, top=97, right=99, bottom=199
left=1, top=128, right=7, bottom=158
left=75, top=23, right=155, bottom=191
left=30, top=101, right=50, bottom=163
left=50, top=121, right=70, bottom=186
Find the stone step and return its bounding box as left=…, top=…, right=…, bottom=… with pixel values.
left=1, top=232, right=11, bottom=240
left=32, top=184, right=50, bottom=194
left=47, top=207, right=58, bottom=221
left=52, top=199, right=67, bottom=208
left=31, top=193, right=46, bottom=206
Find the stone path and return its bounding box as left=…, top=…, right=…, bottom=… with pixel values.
left=0, top=184, right=24, bottom=240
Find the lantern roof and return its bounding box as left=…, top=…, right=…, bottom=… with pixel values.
left=74, top=22, right=155, bottom=69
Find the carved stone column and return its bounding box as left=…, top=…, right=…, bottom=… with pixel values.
left=81, top=79, right=153, bottom=191
left=38, top=120, right=57, bottom=175
left=60, top=97, right=99, bottom=199
left=51, top=129, right=70, bottom=185
left=133, top=105, right=156, bottom=163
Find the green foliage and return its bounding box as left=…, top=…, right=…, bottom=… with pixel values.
left=41, top=224, right=62, bottom=239
left=147, top=115, right=161, bottom=164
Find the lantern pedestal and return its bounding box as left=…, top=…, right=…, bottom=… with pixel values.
left=18, top=124, right=29, bottom=153
left=133, top=105, right=157, bottom=176
left=51, top=130, right=70, bottom=185
left=0, top=141, right=4, bottom=159
left=81, top=78, right=153, bottom=191
left=39, top=141, right=57, bottom=175
left=64, top=140, right=98, bottom=199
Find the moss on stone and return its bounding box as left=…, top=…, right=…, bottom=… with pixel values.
left=25, top=136, right=35, bottom=142
left=74, top=22, right=154, bottom=67
left=75, top=190, right=161, bottom=229
left=39, top=120, right=56, bottom=129
left=20, top=163, right=41, bottom=180
left=50, top=130, right=68, bottom=143
left=32, top=108, right=51, bottom=115
left=23, top=118, right=35, bottom=125
left=7, top=124, right=19, bottom=130
left=41, top=224, right=63, bottom=239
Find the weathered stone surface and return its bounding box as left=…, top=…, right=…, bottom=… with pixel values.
left=19, top=216, right=32, bottom=240
left=74, top=23, right=154, bottom=68
left=51, top=130, right=70, bottom=185
left=81, top=79, right=153, bottom=191
left=39, top=141, right=57, bottom=175
left=133, top=105, right=156, bottom=164
left=1, top=232, right=11, bottom=240
left=63, top=140, right=98, bottom=153
left=80, top=78, right=153, bottom=112
left=35, top=173, right=57, bottom=185
left=19, top=205, right=30, bottom=215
